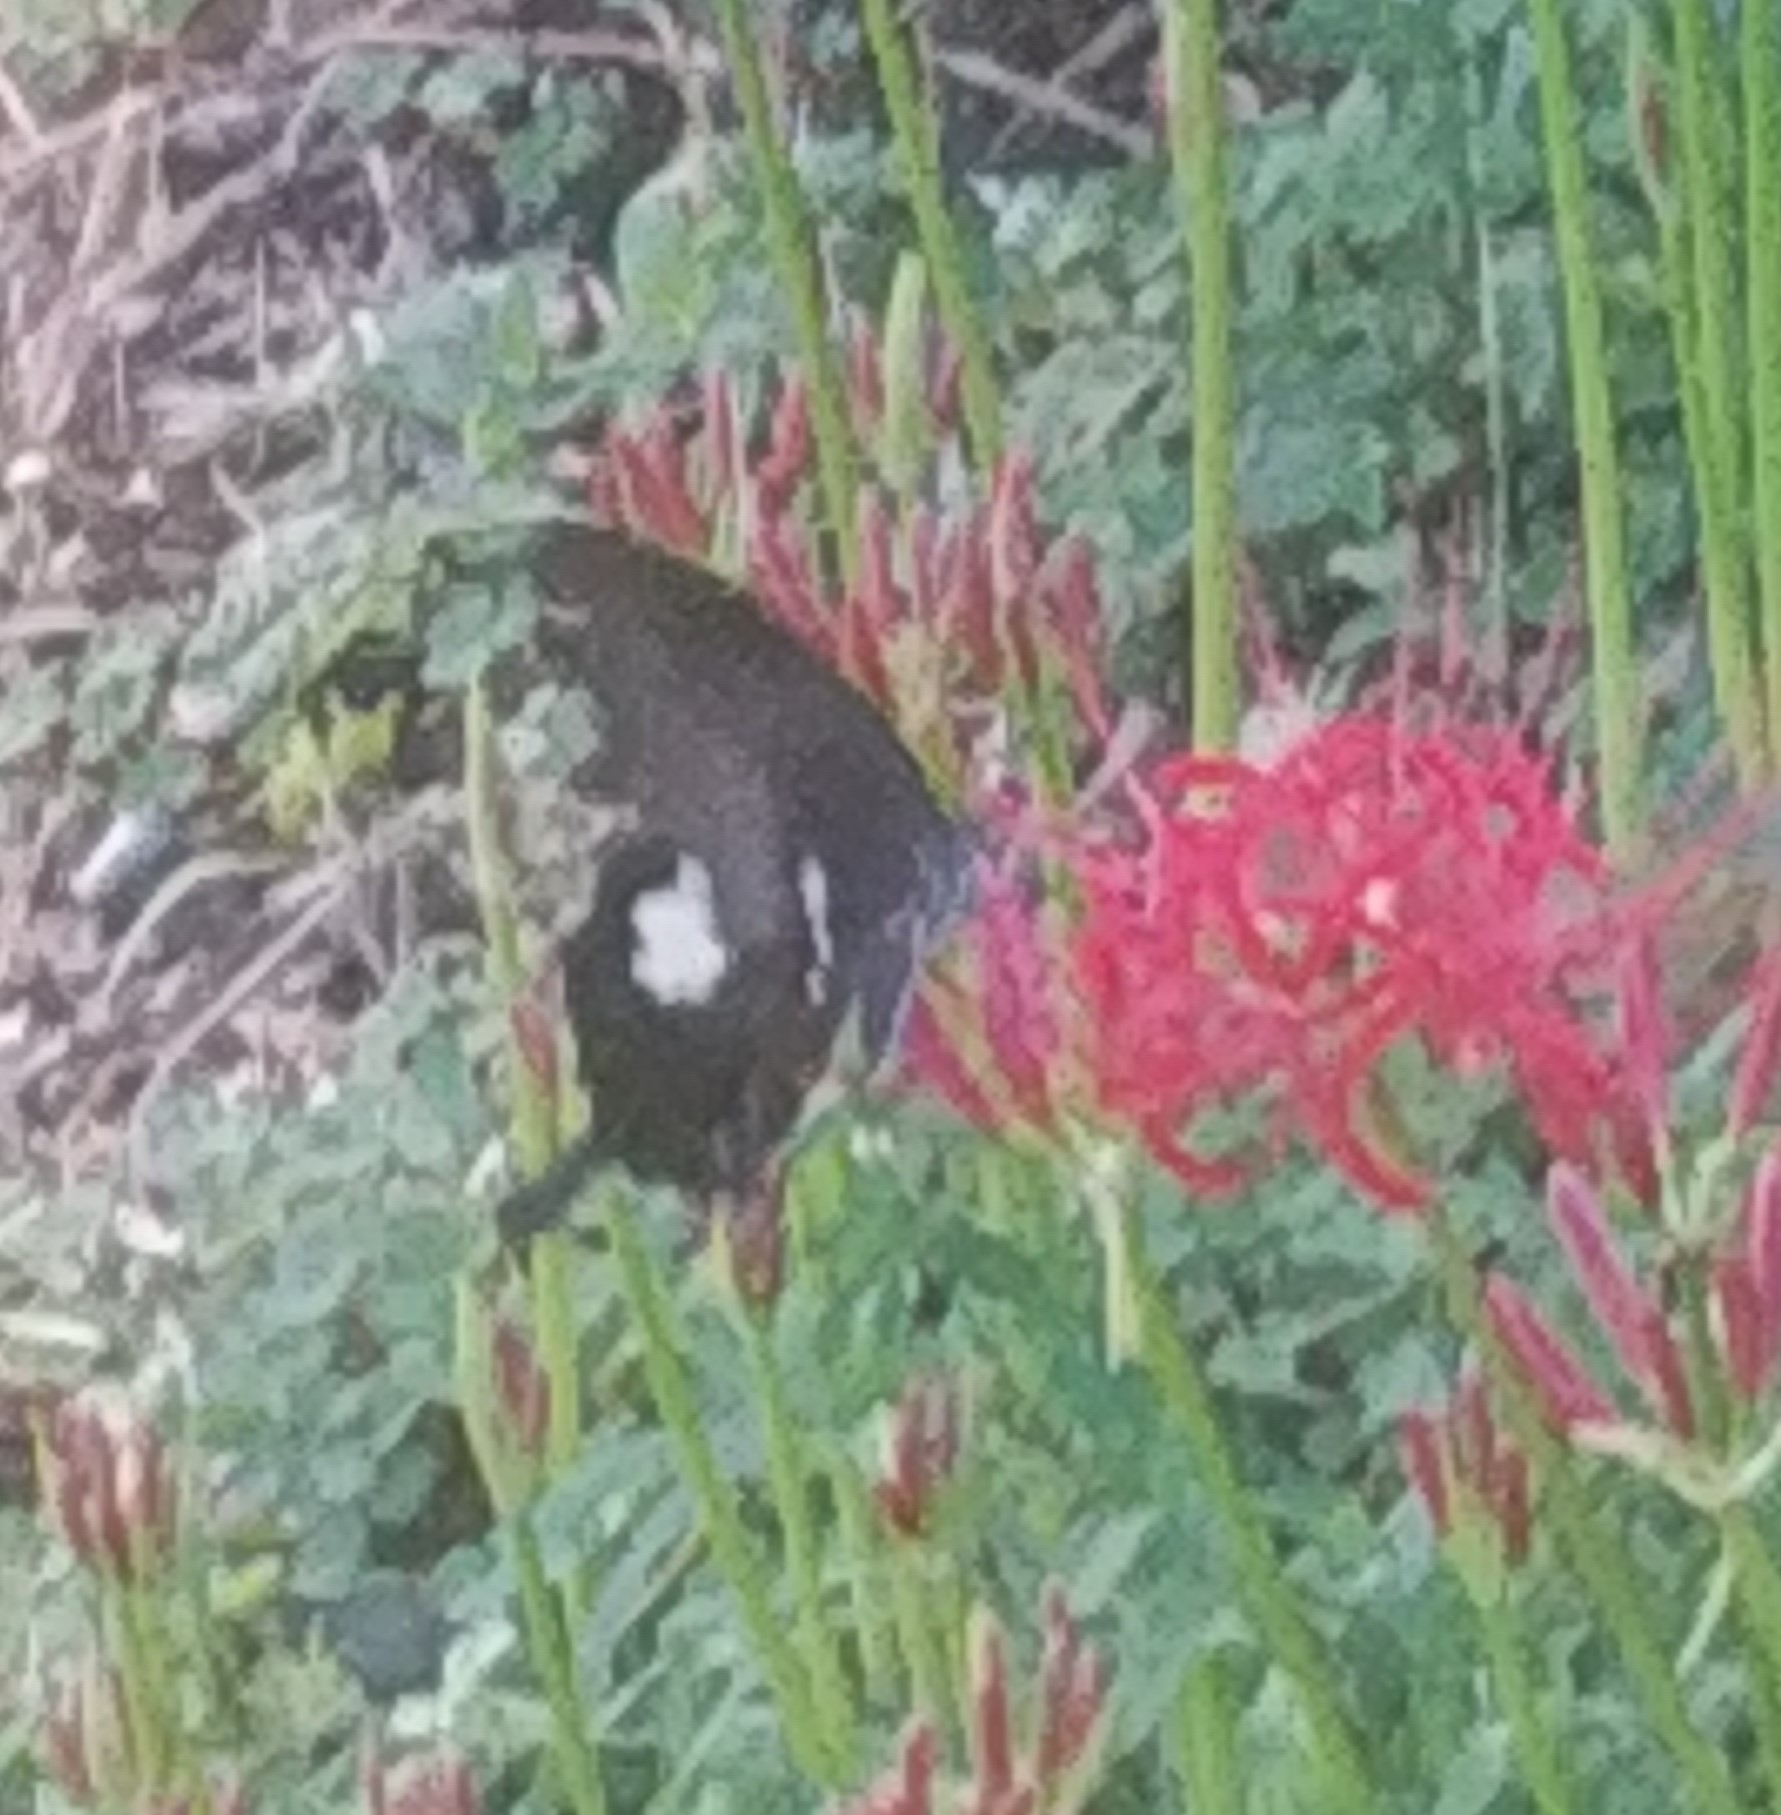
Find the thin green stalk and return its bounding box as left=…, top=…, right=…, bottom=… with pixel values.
left=886, top=1537, right=948, bottom=1726
left=853, top=0, right=1076, bottom=798
left=1174, top=1650, right=1243, bottom=1814
left=710, top=0, right=860, bottom=589
left=1720, top=1505, right=1781, bottom=1809
left=742, top=1312, right=860, bottom=1775
left=1469, top=1583, right=1579, bottom=1815
left=1465, top=55, right=1510, bottom=654
left=1525, top=0, right=1645, bottom=859
left=831, top=1453, right=897, bottom=1698
left=1424, top=1212, right=1742, bottom=1815
left=465, top=679, right=553, bottom=1178
left=112, top=1581, right=172, bottom=1795
left=511, top=1514, right=610, bottom=1815
left=1670, top=0, right=1762, bottom=786
left=1658, top=187, right=1750, bottom=769
left=1119, top=1198, right=1376, bottom=1815
left=466, top=682, right=589, bottom=1607
left=1163, top=0, right=1240, bottom=755
left=857, top=0, right=1001, bottom=471
left=1746, top=0, right=1781, bottom=772
left=605, top=1192, right=845, bottom=1785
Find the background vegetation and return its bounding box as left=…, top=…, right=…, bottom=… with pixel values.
left=4, top=0, right=1781, bottom=1810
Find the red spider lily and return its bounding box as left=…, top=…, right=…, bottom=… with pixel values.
left=138, top=1781, right=249, bottom=1815
left=1483, top=1272, right=1620, bottom=1435
left=1730, top=944, right=1781, bottom=1139
left=588, top=375, right=1112, bottom=783
left=1399, top=1369, right=1533, bottom=1567
left=962, top=1591, right=1106, bottom=1815
left=912, top=715, right=1642, bottom=1213
left=490, top=1316, right=550, bottom=1464
left=1712, top=1139, right=1781, bottom=1404
left=41, top=1653, right=133, bottom=1807
left=835, top=1725, right=941, bottom=1815
left=1479, top=1166, right=1705, bottom=1444
left=1545, top=1163, right=1693, bottom=1435
left=40, top=1389, right=179, bottom=1586
left=873, top=1374, right=962, bottom=1540
left=833, top=1590, right=1107, bottom=1815
left=364, top=1746, right=480, bottom=1815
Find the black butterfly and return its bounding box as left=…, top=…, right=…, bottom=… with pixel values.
left=494, top=522, right=977, bottom=1246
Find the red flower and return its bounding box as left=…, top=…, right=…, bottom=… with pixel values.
left=873, top=1374, right=962, bottom=1541
left=589, top=379, right=1112, bottom=790
left=915, top=715, right=1638, bottom=1213
left=41, top=1390, right=179, bottom=1585
left=1713, top=1138, right=1781, bottom=1404
left=1483, top=1273, right=1618, bottom=1435
left=365, top=1746, right=480, bottom=1815
left=1400, top=1369, right=1533, bottom=1567
left=831, top=1590, right=1109, bottom=1815
left=1545, top=1163, right=1692, bottom=1435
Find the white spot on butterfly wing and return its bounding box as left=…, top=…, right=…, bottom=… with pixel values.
left=798, top=855, right=833, bottom=1005
left=629, top=853, right=731, bottom=1005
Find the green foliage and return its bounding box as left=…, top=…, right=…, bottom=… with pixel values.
left=12, top=0, right=1781, bottom=1811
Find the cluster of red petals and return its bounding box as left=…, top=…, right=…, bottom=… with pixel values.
left=834, top=1586, right=1107, bottom=1815
left=41, top=1655, right=130, bottom=1808
left=1399, top=1370, right=1532, bottom=1567
left=873, top=1373, right=962, bottom=1541
left=590, top=368, right=1112, bottom=780
left=364, top=1747, right=481, bottom=1815
left=42, top=1390, right=179, bottom=1586
left=912, top=715, right=1646, bottom=1213
left=1489, top=1148, right=1781, bottom=1440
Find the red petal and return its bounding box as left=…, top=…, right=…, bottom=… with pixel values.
left=1484, top=1273, right=1618, bottom=1432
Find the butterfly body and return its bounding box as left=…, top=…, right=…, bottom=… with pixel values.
left=498, top=524, right=974, bottom=1242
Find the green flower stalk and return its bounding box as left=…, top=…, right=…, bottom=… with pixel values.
left=710, top=0, right=860, bottom=590
left=1745, top=0, right=1781, bottom=772
left=1425, top=1211, right=1743, bottom=1815
left=1400, top=1386, right=1578, bottom=1815
left=605, top=1191, right=848, bottom=1785
left=857, top=0, right=1002, bottom=474
left=1163, top=0, right=1240, bottom=756
left=454, top=1283, right=609, bottom=1815
left=1116, top=1193, right=1377, bottom=1814
left=464, top=680, right=589, bottom=1615
left=1526, top=0, right=1645, bottom=859
left=1643, top=5, right=1763, bottom=788
left=1174, top=1651, right=1243, bottom=1815
left=738, top=1303, right=860, bottom=1775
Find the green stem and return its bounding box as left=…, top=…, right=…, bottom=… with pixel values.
left=1670, top=0, right=1762, bottom=786
left=511, top=1514, right=610, bottom=1815
left=532, top=1229, right=594, bottom=1622
left=1163, top=0, right=1240, bottom=755
left=1469, top=1582, right=1579, bottom=1815
left=742, top=1311, right=859, bottom=1774
left=1720, top=1505, right=1781, bottom=1809
left=1746, top=0, right=1781, bottom=774
left=1119, top=1197, right=1376, bottom=1814
left=113, top=1580, right=172, bottom=1795
left=1525, top=0, right=1645, bottom=859
left=1174, top=1650, right=1243, bottom=1814
left=466, top=681, right=589, bottom=1609
left=1425, top=1212, right=1741, bottom=1814
left=831, top=1455, right=897, bottom=1700
left=856, top=0, right=1001, bottom=472
left=1465, top=55, right=1511, bottom=660
left=605, top=1194, right=843, bottom=1784
left=887, top=1537, right=947, bottom=1727
left=710, top=0, right=860, bottom=590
